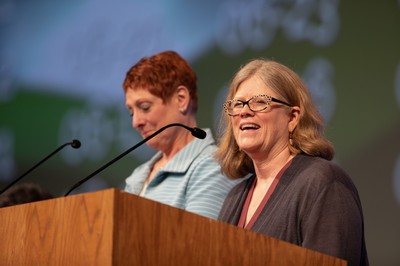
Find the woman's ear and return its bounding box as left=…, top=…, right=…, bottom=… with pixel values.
left=288, top=106, right=300, bottom=132
left=175, top=85, right=190, bottom=114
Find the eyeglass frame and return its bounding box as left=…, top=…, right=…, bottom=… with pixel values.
left=223, top=94, right=293, bottom=116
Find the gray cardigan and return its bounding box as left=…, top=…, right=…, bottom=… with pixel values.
left=218, top=154, right=368, bottom=266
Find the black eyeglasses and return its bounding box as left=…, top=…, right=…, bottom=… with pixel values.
left=223, top=94, right=292, bottom=116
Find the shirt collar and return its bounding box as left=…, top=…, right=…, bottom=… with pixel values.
left=148, top=128, right=215, bottom=174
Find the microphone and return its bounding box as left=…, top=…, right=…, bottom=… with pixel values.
left=64, top=123, right=206, bottom=196
left=0, top=139, right=81, bottom=195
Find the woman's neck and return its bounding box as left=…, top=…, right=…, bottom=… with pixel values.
left=252, top=148, right=294, bottom=181
left=160, top=129, right=195, bottom=161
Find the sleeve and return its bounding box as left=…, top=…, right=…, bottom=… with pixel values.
left=184, top=155, right=238, bottom=220
left=301, top=179, right=365, bottom=266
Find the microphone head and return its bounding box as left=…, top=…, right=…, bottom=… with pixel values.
left=71, top=139, right=81, bottom=149
left=191, top=128, right=207, bottom=139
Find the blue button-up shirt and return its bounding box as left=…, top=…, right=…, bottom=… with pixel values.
left=124, top=129, right=238, bottom=219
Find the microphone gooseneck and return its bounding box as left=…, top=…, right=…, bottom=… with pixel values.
left=0, top=139, right=82, bottom=195
left=64, top=123, right=206, bottom=196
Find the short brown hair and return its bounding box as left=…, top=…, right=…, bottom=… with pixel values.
left=123, top=50, right=198, bottom=112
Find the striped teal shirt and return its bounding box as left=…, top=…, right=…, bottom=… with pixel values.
left=124, top=129, right=238, bottom=219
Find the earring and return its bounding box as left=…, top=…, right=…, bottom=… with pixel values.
left=179, top=109, right=186, bottom=114
left=289, top=132, right=294, bottom=146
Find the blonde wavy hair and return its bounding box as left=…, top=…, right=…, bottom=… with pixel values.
left=216, top=59, right=334, bottom=179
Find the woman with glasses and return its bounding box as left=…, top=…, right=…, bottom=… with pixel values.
left=122, top=51, right=237, bottom=219
left=216, top=58, right=368, bottom=266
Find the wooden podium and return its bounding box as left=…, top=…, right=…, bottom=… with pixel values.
left=0, top=188, right=346, bottom=265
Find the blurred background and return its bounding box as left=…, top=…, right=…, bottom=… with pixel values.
left=0, top=0, right=399, bottom=264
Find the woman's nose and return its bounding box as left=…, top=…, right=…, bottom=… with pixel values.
left=239, top=103, right=253, bottom=116
left=132, top=114, right=144, bottom=129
